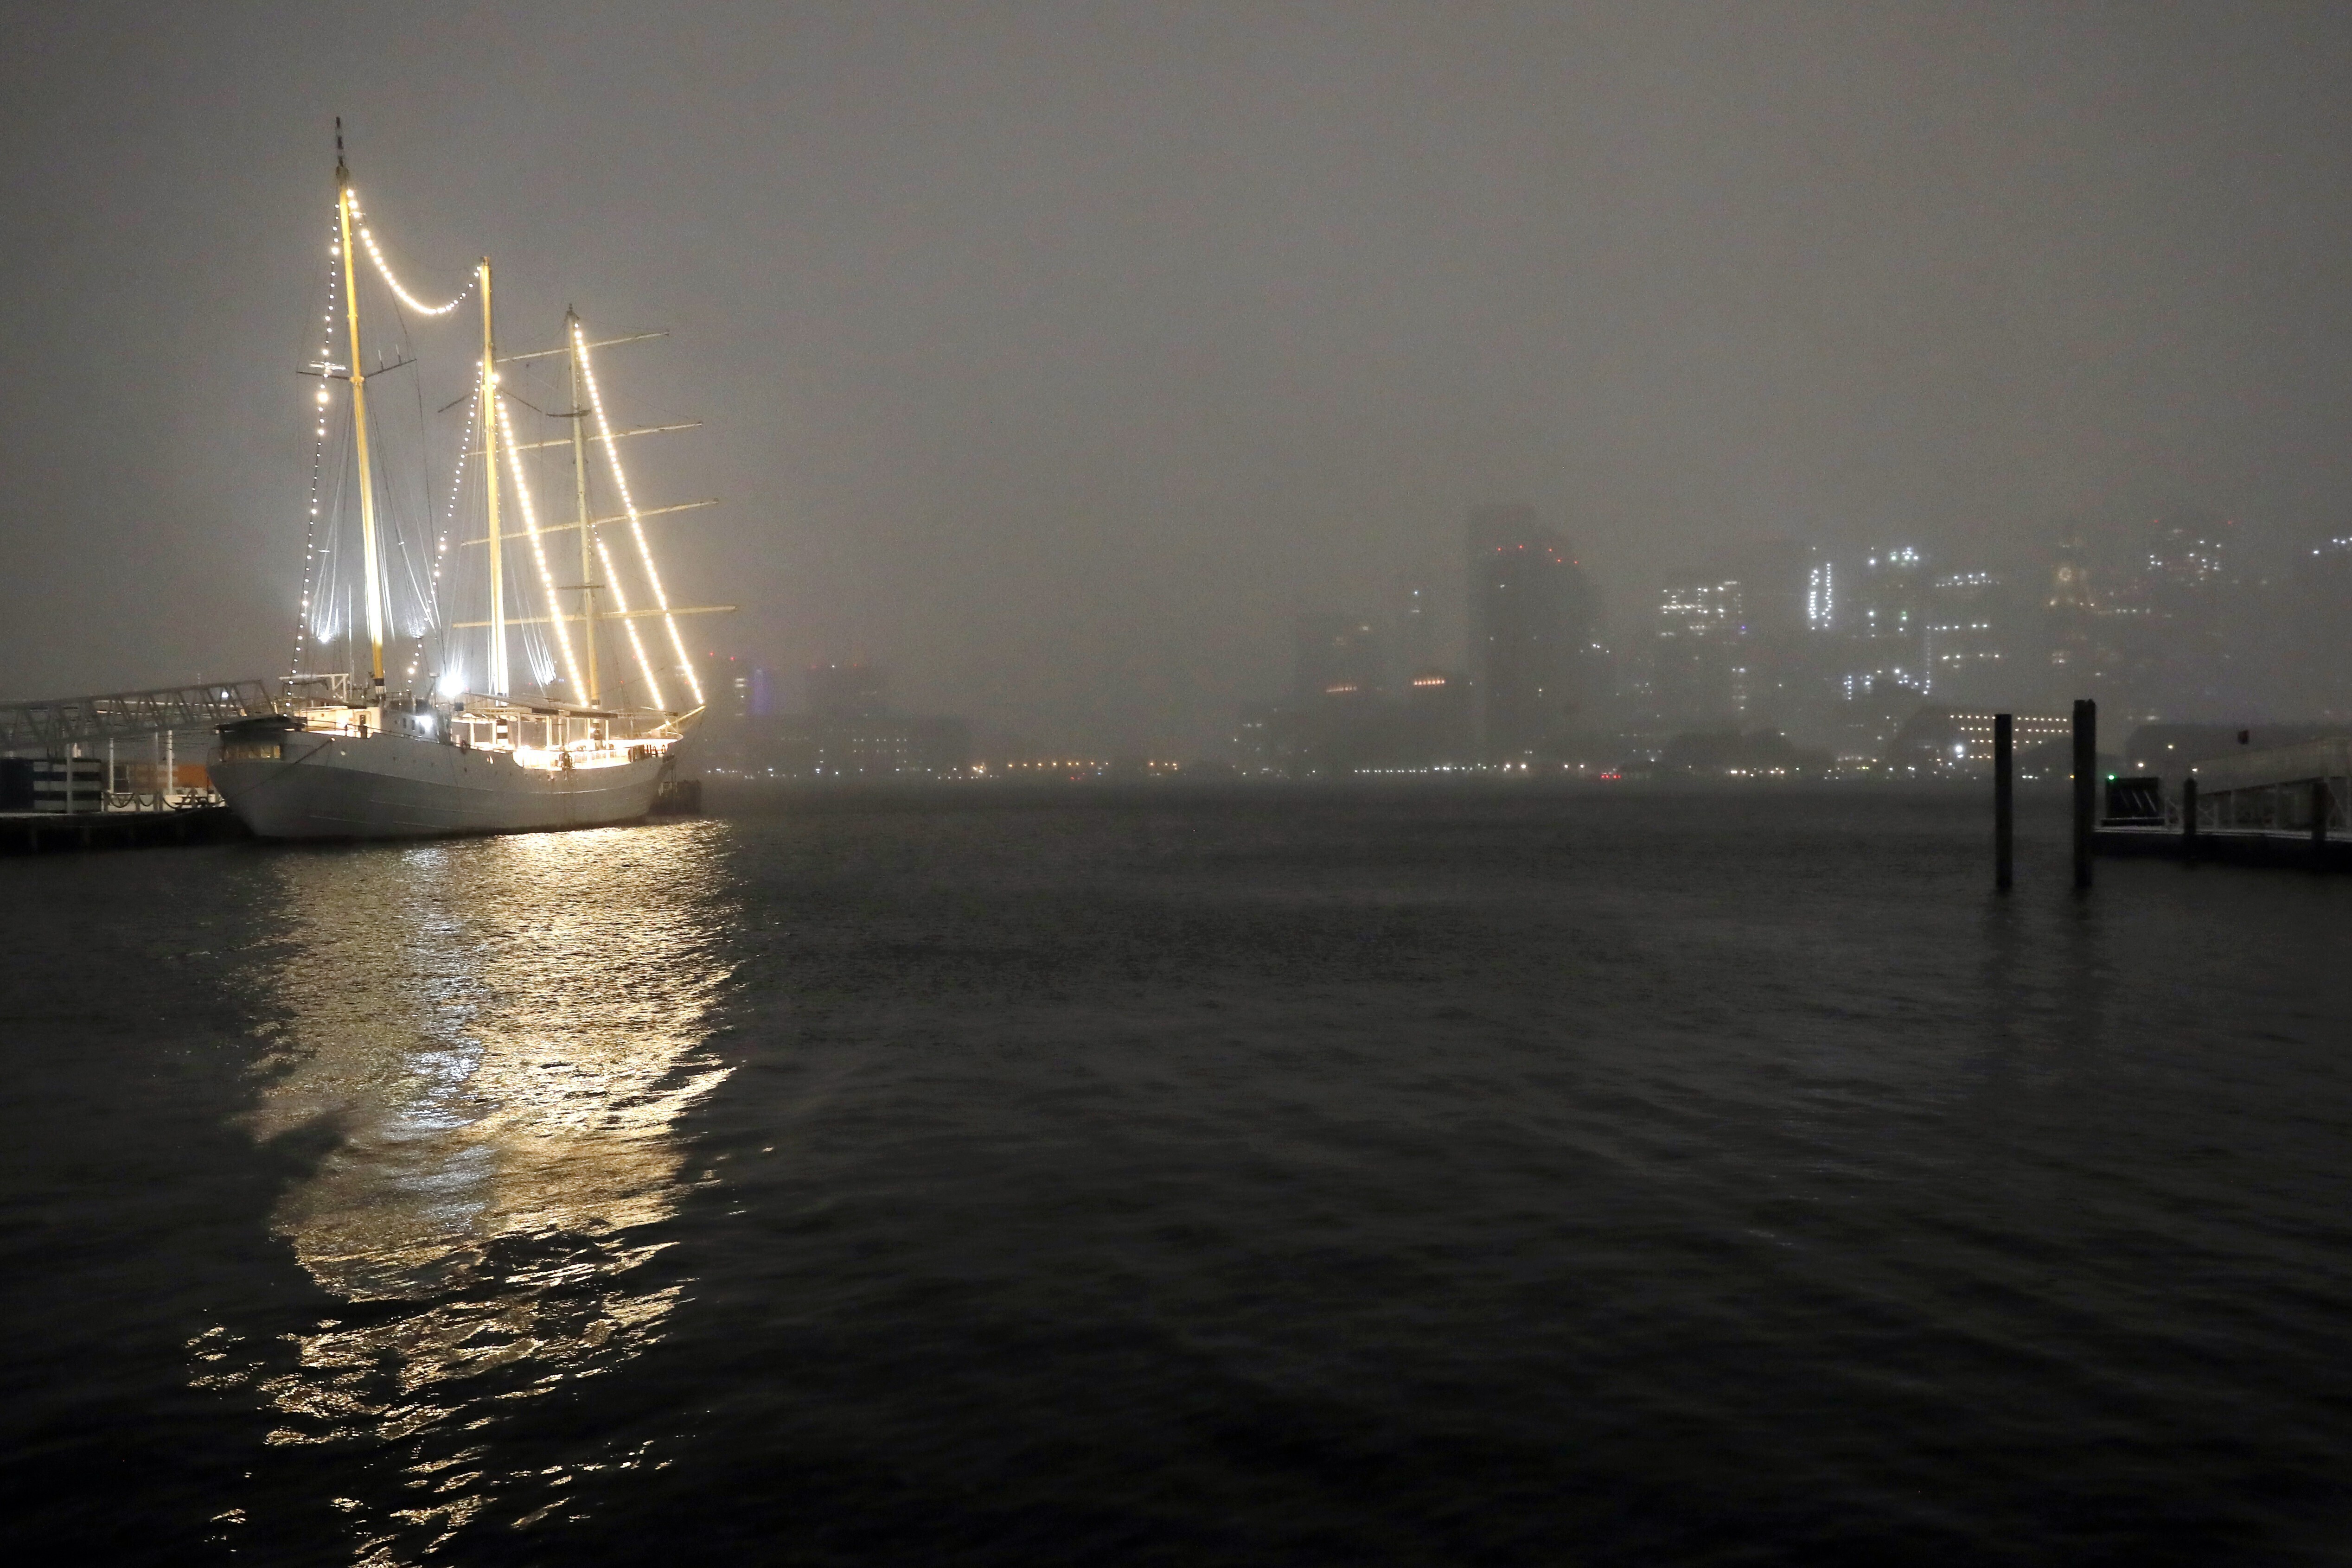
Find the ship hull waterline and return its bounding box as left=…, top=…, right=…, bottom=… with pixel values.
left=212, top=731, right=669, bottom=841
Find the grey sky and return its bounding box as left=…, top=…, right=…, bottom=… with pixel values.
left=5, top=3, right=2350, bottom=752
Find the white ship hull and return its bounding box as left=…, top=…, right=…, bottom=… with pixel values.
left=213, top=730, right=666, bottom=841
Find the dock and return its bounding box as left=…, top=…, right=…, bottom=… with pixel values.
left=2067, top=714, right=2350, bottom=877
left=1, top=679, right=284, bottom=855
left=0, top=806, right=249, bottom=856
left=2094, top=823, right=2352, bottom=873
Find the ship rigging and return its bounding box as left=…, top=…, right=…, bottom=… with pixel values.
left=211, top=125, right=731, bottom=840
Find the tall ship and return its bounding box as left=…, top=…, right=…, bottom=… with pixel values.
left=214, top=129, right=728, bottom=839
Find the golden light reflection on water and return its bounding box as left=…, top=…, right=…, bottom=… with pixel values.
left=197, top=822, right=734, bottom=1561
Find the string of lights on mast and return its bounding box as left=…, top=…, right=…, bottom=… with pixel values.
left=288, top=217, right=344, bottom=678
left=294, top=171, right=714, bottom=714
left=493, top=393, right=586, bottom=698
left=425, top=386, right=478, bottom=693
left=575, top=318, right=705, bottom=710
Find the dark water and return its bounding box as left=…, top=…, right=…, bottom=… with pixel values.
left=5, top=790, right=2351, bottom=1565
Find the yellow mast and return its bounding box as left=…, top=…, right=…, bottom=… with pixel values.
left=567, top=307, right=599, bottom=706
left=333, top=134, right=385, bottom=692
left=479, top=257, right=506, bottom=696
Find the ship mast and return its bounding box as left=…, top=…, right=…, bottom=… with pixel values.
left=333, top=125, right=386, bottom=695
left=567, top=307, right=599, bottom=705
left=479, top=258, right=506, bottom=696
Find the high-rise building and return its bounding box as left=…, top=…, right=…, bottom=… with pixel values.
left=1292, top=614, right=1387, bottom=703
left=1232, top=703, right=1281, bottom=777
left=2041, top=536, right=2113, bottom=705
left=1466, top=504, right=1598, bottom=761
left=1842, top=546, right=1931, bottom=702
left=1920, top=571, right=2008, bottom=707
left=1652, top=577, right=1748, bottom=729
left=806, top=662, right=889, bottom=720
left=1811, top=545, right=1935, bottom=761
left=699, top=650, right=757, bottom=719
left=2144, top=516, right=2231, bottom=596
left=2291, top=535, right=2352, bottom=720
left=2114, top=515, right=2241, bottom=718
left=1399, top=671, right=1476, bottom=768
left=1726, top=541, right=1811, bottom=650
left=1718, top=539, right=1812, bottom=728
left=1396, top=583, right=1437, bottom=676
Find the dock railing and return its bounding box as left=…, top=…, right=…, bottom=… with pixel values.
left=0, top=680, right=283, bottom=752
left=2187, top=737, right=2352, bottom=835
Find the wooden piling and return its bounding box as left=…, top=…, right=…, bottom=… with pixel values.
left=1994, top=712, right=2013, bottom=891
left=2313, top=778, right=2330, bottom=870
left=2072, top=698, right=2096, bottom=891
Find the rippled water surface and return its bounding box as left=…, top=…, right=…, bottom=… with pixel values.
left=5, top=790, right=2351, bottom=1564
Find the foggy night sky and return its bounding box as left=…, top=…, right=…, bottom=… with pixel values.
left=5, top=3, right=2352, bottom=753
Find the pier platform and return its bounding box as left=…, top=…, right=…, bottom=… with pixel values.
left=0, top=807, right=248, bottom=856
left=2093, top=824, right=2352, bottom=873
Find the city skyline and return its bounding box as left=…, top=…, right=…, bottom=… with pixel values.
left=693, top=496, right=2348, bottom=770
left=1203, top=499, right=2349, bottom=777
left=10, top=6, right=2352, bottom=761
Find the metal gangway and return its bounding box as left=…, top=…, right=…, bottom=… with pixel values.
left=0, top=680, right=282, bottom=752
left=1, top=679, right=290, bottom=815
left=2187, top=736, right=2352, bottom=836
